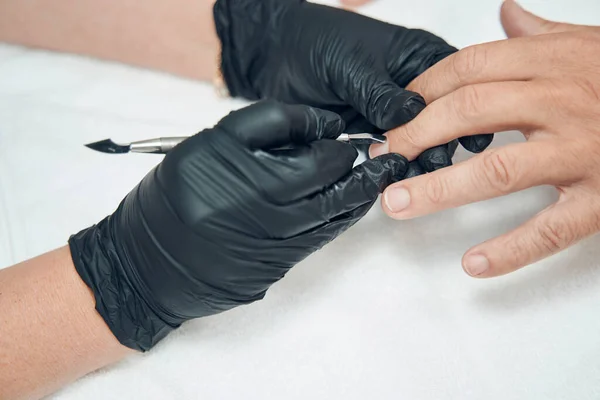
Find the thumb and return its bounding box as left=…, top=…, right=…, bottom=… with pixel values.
left=501, top=0, right=584, bottom=37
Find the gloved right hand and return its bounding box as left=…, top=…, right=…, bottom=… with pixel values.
left=214, top=0, right=494, bottom=176
left=69, top=101, right=408, bottom=352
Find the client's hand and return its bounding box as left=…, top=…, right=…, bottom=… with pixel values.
left=69, top=101, right=407, bottom=351
left=373, top=0, right=600, bottom=278
left=213, top=0, right=492, bottom=175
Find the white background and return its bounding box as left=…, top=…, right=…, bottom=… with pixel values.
left=1, top=1, right=600, bottom=399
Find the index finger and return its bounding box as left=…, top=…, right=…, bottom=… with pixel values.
left=406, top=34, right=563, bottom=104
left=372, top=80, right=546, bottom=160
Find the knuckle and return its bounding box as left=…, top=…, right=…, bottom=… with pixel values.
left=450, top=45, right=487, bottom=83
left=536, top=80, right=573, bottom=115
left=505, top=234, right=531, bottom=268
left=424, top=175, right=449, bottom=205
left=452, top=85, right=484, bottom=121
left=571, top=77, right=600, bottom=102
left=569, top=30, right=600, bottom=49
left=479, top=150, right=517, bottom=193
left=536, top=220, right=571, bottom=254
left=539, top=79, right=564, bottom=101
left=407, top=75, right=428, bottom=100
left=397, top=123, right=425, bottom=150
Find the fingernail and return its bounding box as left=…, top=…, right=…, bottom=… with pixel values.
left=463, top=254, right=490, bottom=276
left=384, top=187, right=411, bottom=213
left=369, top=142, right=389, bottom=158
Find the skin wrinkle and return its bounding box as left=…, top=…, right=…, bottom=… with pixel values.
left=382, top=2, right=600, bottom=277
left=219, top=0, right=491, bottom=164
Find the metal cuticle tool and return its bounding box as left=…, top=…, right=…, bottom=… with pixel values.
left=85, top=133, right=387, bottom=154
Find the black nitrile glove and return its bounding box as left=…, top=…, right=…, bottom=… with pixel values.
left=213, top=0, right=493, bottom=175
left=69, top=101, right=408, bottom=351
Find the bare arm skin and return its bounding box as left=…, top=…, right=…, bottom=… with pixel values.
left=0, top=247, right=133, bottom=400
left=0, top=0, right=375, bottom=81
left=0, top=2, right=218, bottom=398
left=0, top=0, right=219, bottom=81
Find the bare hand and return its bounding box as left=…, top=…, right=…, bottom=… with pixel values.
left=370, top=0, right=600, bottom=278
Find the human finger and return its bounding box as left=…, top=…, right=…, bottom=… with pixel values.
left=417, top=145, right=452, bottom=172
left=404, top=161, right=425, bottom=179
left=381, top=142, right=581, bottom=219
left=291, top=153, right=408, bottom=224
left=370, top=81, right=548, bottom=160
left=219, top=101, right=345, bottom=149
left=405, top=34, right=574, bottom=104
left=459, top=134, right=495, bottom=154
left=462, top=194, right=600, bottom=278
left=263, top=140, right=358, bottom=203
left=501, top=0, right=598, bottom=38
left=333, top=66, right=427, bottom=130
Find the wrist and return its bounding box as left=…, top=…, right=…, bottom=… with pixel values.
left=59, top=247, right=133, bottom=359
left=0, top=247, right=132, bottom=399
left=69, top=217, right=178, bottom=352
left=213, top=0, right=296, bottom=99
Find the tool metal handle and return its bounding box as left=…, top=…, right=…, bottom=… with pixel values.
left=129, top=133, right=385, bottom=154
left=159, top=137, right=188, bottom=152
left=129, top=137, right=187, bottom=153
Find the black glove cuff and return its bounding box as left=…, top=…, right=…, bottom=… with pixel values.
left=213, top=0, right=300, bottom=99
left=69, top=218, right=178, bottom=352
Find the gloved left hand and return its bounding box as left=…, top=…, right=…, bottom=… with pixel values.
left=69, top=101, right=408, bottom=351
left=214, top=0, right=494, bottom=176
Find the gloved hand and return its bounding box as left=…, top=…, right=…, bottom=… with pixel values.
left=213, top=0, right=493, bottom=176
left=69, top=101, right=408, bottom=351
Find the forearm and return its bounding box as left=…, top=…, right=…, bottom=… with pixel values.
left=0, top=246, right=132, bottom=400
left=0, top=0, right=219, bottom=80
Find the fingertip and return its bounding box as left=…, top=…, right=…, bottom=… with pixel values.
left=358, top=154, right=409, bottom=195
left=417, top=146, right=452, bottom=172
left=284, top=104, right=346, bottom=143
left=405, top=95, right=427, bottom=116
left=375, top=153, right=410, bottom=184
left=382, top=183, right=412, bottom=219
left=500, top=0, right=523, bottom=38
left=459, top=134, right=494, bottom=154
left=378, top=92, right=426, bottom=130
left=462, top=252, right=491, bottom=278
left=381, top=191, right=399, bottom=219
left=311, top=108, right=346, bottom=140
left=404, top=161, right=425, bottom=179
left=501, top=0, right=557, bottom=37
left=368, top=140, right=389, bottom=159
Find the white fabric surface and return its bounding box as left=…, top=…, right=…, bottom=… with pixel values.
left=1, top=0, right=600, bottom=399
